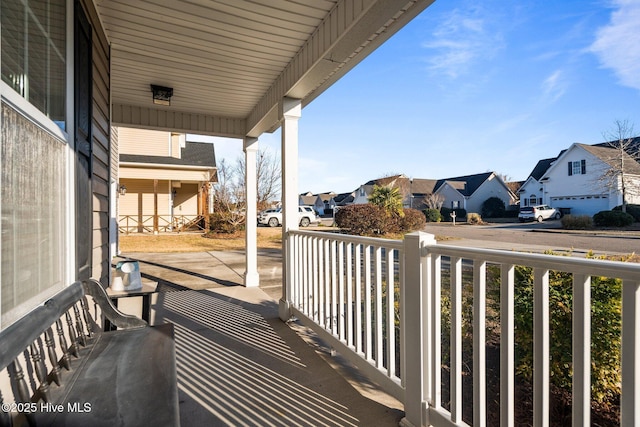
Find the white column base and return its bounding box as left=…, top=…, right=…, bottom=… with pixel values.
left=243, top=271, right=260, bottom=287
left=278, top=298, right=291, bottom=321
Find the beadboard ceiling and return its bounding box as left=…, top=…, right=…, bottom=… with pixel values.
left=95, top=0, right=435, bottom=137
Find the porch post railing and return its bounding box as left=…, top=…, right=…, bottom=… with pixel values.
left=621, top=278, right=640, bottom=426
left=401, top=232, right=436, bottom=427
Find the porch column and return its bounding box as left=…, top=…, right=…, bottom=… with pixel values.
left=279, top=97, right=301, bottom=321
left=244, top=137, right=260, bottom=287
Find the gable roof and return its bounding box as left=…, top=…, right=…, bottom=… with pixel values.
left=579, top=143, right=640, bottom=175
left=434, top=172, right=494, bottom=197
left=120, top=141, right=216, bottom=168
left=528, top=157, right=557, bottom=181
left=334, top=192, right=355, bottom=205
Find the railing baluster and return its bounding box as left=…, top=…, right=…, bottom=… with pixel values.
left=30, top=341, right=50, bottom=402
left=339, top=242, right=346, bottom=341
left=56, top=319, right=71, bottom=369
left=534, top=268, right=550, bottom=427
left=318, top=238, right=325, bottom=327
left=364, top=245, right=373, bottom=361
left=386, top=246, right=395, bottom=378
left=473, top=260, right=487, bottom=427
left=8, top=359, right=31, bottom=403
left=375, top=246, right=383, bottom=369
left=500, top=264, right=515, bottom=427
left=330, top=240, right=338, bottom=335
left=346, top=242, right=354, bottom=347
left=312, top=236, right=319, bottom=322
left=432, top=254, right=442, bottom=410
left=45, top=327, right=61, bottom=385
left=621, top=278, right=640, bottom=426
left=355, top=244, right=363, bottom=354
left=73, top=303, right=87, bottom=347
left=573, top=273, right=591, bottom=427
left=450, top=256, right=463, bottom=424
left=65, top=311, right=79, bottom=357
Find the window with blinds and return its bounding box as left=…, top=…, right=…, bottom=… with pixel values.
left=1, top=0, right=66, bottom=130
left=1, top=104, right=66, bottom=329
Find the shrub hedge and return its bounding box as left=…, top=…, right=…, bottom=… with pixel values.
left=424, top=208, right=442, bottom=222
left=593, top=210, right=634, bottom=227
left=481, top=196, right=506, bottom=218
left=440, top=207, right=467, bottom=222
left=466, top=212, right=482, bottom=224
left=335, top=205, right=425, bottom=236
left=561, top=214, right=593, bottom=230
left=613, top=204, right=640, bottom=222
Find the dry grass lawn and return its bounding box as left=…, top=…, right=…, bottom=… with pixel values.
left=119, top=227, right=283, bottom=253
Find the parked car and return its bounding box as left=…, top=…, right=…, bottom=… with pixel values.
left=258, top=206, right=319, bottom=227
left=518, top=205, right=561, bottom=222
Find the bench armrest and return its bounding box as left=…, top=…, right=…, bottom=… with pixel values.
left=82, top=279, right=148, bottom=330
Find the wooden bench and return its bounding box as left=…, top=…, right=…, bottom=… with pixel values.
left=0, top=279, right=179, bottom=427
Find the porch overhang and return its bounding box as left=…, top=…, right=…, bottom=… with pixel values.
left=97, top=0, right=436, bottom=138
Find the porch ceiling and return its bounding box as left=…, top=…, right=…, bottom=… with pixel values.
left=95, top=0, right=434, bottom=138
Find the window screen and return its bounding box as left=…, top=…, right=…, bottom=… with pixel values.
left=1, top=0, right=66, bottom=129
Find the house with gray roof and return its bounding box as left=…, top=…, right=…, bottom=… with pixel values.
left=118, top=128, right=217, bottom=233
left=538, top=142, right=640, bottom=215
left=351, top=172, right=516, bottom=214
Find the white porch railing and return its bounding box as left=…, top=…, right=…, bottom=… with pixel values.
left=286, top=230, right=640, bottom=427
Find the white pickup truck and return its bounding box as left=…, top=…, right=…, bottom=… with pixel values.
left=257, top=206, right=319, bottom=227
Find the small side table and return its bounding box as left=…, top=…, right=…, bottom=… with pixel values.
left=104, top=281, right=158, bottom=331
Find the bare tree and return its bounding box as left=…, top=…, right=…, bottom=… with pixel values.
left=211, top=158, right=246, bottom=228
left=423, top=193, right=445, bottom=210
left=236, top=148, right=281, bottom=210
left=597, top=120, right=640, bottom=213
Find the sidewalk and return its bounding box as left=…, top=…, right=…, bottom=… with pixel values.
left=114, top=251, right=404, bottom=427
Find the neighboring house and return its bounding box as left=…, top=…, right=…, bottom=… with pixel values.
left=333, top=192, right=355, bottom=207
left=353, top=175, right=409, bottom=205
left=351, top=172, right=515, bottom=214
left=539, top=143, right=640, bottom=216
left=432, top=172, right=517, bottom=214
left=299, top=192, right=337, bottom=216
left=118, top=128, right=217, bottom=233
left=518, top=156, right=559, bottom=208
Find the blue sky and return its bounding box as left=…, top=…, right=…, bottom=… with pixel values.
left=195, top=0, right=640, bottom=196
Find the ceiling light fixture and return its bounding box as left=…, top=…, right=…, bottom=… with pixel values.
left=151, top=84, right=173, bottom=106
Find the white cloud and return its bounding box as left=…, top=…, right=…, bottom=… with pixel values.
left=541, top=69, right=567, bottom=103
left=590, top=0, right=640, bottom=91
left=422, top=5, right=505, bottom=78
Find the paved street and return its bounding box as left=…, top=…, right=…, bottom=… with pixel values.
left=423, top=220, right=640, bottom=256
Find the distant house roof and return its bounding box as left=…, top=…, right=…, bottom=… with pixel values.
left=579, top=143, right=640, bottom=175
left=299, top=195, right=317, bottom=205
left=334, top=192, right=355, bottom=205
left=528, top=157, right=557, bottom=181
left=434, top=172, right=494, bottom=197
left=120, top=141, right=216, bottom=168
left=506, top=181, right=524, bottom=194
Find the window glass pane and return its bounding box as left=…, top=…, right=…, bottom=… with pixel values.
left=572, top=161, right=581, bottom=175
left=1, top=104, right=66, bottom=329
left=1, top=0, right=66, bottom=128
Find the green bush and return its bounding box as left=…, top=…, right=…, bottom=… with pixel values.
left=466, top=212, right=482, bottom=224
left=481, top=196, right=506, bottom=218
left=440, top=207, right=467, bottom=222
left=561, top=214, right=593, bottom=230
left=593, top=210, right=634, bottom=227
left=424, top=208, right=442, bottom=222
left=504, top=262, right=622, bottom=406
left=613, top=204, right=640, bottom=222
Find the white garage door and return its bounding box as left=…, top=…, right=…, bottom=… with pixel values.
left=550, top=195, right=610, bottom=216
